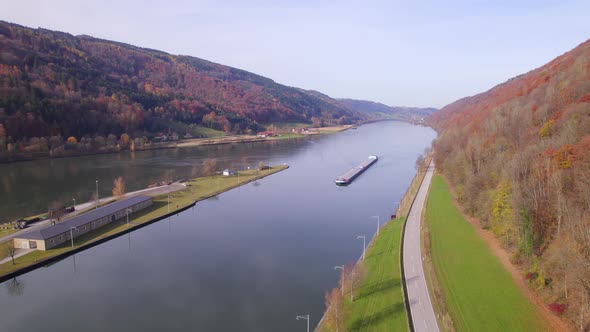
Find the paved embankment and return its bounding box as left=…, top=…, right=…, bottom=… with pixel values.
left=402, top=161, right=439, bottom=332
left=0, top=166, right=288, bottom=283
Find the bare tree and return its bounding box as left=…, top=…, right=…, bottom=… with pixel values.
left=258, top=161, right=266, bottom=172
left=5, top=277, right=24, bottom=296
left=191, top=164, right=200, bottom=179
left=48, top=201, right=65, bottom=222
left=241, top=156, right=249, bottom=170
left=202, top=158, right=218, bottom=176
left=324, top=287, right=346, bottom=331
left=415, top=154, right=425, bottom=171
left=112, top=176, right=126, bottom=199
left=6, top=240, right=16, bottom=265
left=339, top=262, right=358, bottom=301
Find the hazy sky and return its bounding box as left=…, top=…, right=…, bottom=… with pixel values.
left=2, top=0, right=589, bottom=108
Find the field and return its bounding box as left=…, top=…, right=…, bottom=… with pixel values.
left=318, top=218, right=407, bottom=332
left=425, top=175, right=546, bottom=331
left=344, top=219, right=407, bottom=331
left=0, top=166, right=288, bottom=277
left=192, top=126, right=226, bottom=137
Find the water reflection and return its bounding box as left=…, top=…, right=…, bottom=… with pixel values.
left=0, top=136, right=315, bottom=221
left=5, top=277, right=24, bottom=297
left=0, top=121, right=436, bottom=331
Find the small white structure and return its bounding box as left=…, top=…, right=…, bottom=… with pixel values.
left=222, top=169, right=236, bottom=176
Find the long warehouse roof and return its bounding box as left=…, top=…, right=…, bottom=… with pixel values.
left=17, top=195, right=152, bottom=241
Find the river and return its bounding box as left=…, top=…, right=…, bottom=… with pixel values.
left=0, top=121, right=436, bottom=331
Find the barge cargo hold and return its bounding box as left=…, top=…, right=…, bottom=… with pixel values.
left=335, top=155, right=378, bottom=186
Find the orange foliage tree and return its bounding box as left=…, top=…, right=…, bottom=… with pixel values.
left=120, top=133, right=130, bottom=148
left=112, top=176, right=126, bottom=199
left=66, top=136, right=78, bottom=145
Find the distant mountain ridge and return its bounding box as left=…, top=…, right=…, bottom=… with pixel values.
left=338, top=98, right=437, bottom=123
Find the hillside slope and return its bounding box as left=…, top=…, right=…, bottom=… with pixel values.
left=0, top=21, right=363, bottom=145
left=339, top=98, right=437, bottom=124
left=431, top=39, right=590, bottom=329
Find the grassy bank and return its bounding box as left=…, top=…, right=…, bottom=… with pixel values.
left=396, top=155, right=432, bottom=218
left=344, top=219, right=407, bottom=331
left=318, top=219, right=407, bottom=332
left=317, top=155, right=431, bottom=332
left=0, top=166, right=288, bottom=278
left=425, top=175, right=546, bottom=331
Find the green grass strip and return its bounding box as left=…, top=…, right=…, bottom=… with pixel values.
left=425, top=175, right=547, bottom=331
left=344, top=219, right=407, bottom=331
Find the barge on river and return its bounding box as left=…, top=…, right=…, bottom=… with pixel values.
left=335, top=155, right=378, bottom=186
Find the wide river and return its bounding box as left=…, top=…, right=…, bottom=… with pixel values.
left=0, top=121, right=435, bottom=331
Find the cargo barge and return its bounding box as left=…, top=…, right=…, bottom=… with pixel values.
left=335, top=155, right=378, bottom=185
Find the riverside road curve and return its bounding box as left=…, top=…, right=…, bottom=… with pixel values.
left=403, top=161, right=439, bottom=332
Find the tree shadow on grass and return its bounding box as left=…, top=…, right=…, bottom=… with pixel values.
left=349, top=302, right=405, bottom=331
left=355, top=277, right=400, bottom=301
left=366, top=250, right=385, bottom=260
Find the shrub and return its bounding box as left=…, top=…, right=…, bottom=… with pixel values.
left=548, top=303, right=565, bottom=316
left=538, top=119, right=555, bottom=138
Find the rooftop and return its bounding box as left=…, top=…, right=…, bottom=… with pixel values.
left=17, top=195, right=152, bottom=241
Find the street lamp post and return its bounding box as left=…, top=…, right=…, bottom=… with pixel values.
left=334, top=265, right=344, bottom=296
left=70, top=226, right=77, bottom=248
left=351, top=270, right=355, bottom=301
left=167, top=193, right=170, bottom=213
left=296, top=314, right=310, bottom=332
left=126, top=208, right=132, bottom=226
left=357, top=235, right=366, bottom=260
left=95, top=180, right=99, bottom=209
left=72, top=198, right=76, bottom=208
left=371, top=215, right=380, bottom=235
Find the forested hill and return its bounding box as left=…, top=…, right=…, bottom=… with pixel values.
left=430, top=39, right=590, bottom=327
left=0, top=20, right=364, bottom=144
left=338, top=98, right=437, bottom=124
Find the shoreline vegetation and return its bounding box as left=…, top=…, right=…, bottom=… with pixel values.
left=0, top=165, right=288, bottom=282
left=0, top=124, right=352, bottom=164
left=317, top=154, right=432, bottom=331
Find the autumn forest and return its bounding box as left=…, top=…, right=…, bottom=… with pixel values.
left=0, top=21, right=369, bottom=161
left=431, top=39, right=590, bottom=327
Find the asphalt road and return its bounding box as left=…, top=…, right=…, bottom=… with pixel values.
left=403, top=161, right=439, bottom=332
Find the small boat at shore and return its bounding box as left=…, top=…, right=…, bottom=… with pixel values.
left=335, top=155, right=378, bottom=186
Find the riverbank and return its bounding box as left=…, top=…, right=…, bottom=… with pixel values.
left=316, top=155, right=432, bottom=331
left=0, top=165, right=288, bottom=282
left=317, top=218, right=407, bottom=332
left=0, top=125, right=353, bottom=164
left=395, top=154, right=432, bottom=218
left=0, top=183, right=186, bottom=253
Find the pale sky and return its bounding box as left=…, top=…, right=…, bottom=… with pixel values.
left=2, top=0, right=589, bottom=108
